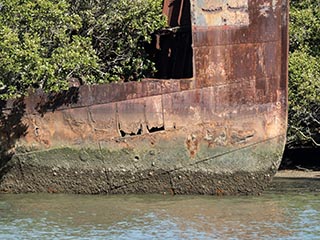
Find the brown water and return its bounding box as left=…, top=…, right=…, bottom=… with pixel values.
left=1, top=178, right=320, bottom=239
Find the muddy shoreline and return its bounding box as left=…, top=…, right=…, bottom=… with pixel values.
left=275, top=170, right=320, bottom=179
left=269, top=170, right=320, bottom=193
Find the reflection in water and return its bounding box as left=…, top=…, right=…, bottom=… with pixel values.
left=0, top=179, right=320, bottom=239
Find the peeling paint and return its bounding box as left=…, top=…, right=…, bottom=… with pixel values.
left=195, top=0, right=249, bottom=26
left=259, top=0, right=278, bottom=18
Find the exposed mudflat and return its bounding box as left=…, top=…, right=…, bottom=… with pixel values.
left=269, top=170, right=320, bottom=193
left=275, top=170, right=320, bottom=179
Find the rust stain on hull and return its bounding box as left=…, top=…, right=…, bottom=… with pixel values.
left=0, top=0, right=289, bottom=195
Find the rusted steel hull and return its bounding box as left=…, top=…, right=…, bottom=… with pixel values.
left=0, top=0, right=288, bottom=195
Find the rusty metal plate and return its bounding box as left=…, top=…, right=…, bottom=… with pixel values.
left=192, top=0, right=281, bottom=28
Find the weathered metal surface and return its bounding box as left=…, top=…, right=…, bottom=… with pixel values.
left=0, top=0, right=288, bottom=195
left=191, top=0, right=287, bottom=89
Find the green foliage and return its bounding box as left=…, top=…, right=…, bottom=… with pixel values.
left=0, top=0, right=100, bottom=99
left=288, top=0, right=320, bottom=147
left=69, top=0, right=166, bottom=82
left=290, top=0, right=320, bottom=56
left=0, top=0, right=166, bottom=99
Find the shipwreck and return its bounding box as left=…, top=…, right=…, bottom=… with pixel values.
left=0, top=0, right=288, bottom=195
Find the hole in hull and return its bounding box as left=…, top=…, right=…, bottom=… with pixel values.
left=119, top=123, right=143, bottom=137
left=147, top=125, right=165, bottom=133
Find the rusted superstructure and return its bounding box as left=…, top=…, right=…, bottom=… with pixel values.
left=0, top=0, right=288, bottom=195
